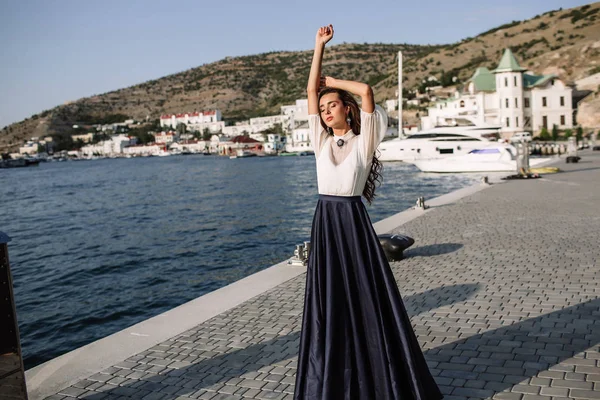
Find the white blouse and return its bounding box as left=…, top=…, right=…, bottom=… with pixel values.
left=308, top=105, right=388, bottom=196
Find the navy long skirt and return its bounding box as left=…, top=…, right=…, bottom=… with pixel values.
left=294, top=195, right=443, bottom=400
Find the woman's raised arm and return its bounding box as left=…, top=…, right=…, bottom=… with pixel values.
left=321, top=77, right=374, bottom=113
left=307, top=25, right=334, bottom=115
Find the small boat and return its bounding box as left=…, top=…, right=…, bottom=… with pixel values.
left=230, top=150, right=257, bottom=159
left=0, top=158, right=40, bottom=168
left=411, top=145, right=553, bottom=173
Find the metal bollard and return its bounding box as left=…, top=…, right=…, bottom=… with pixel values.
left=415, top=196, right=428, bottom=210
left=515, top=142, right=530, bottom=175
left=289, top=242, right=310, bottom=266
left=0, top=232, right=28, bottom=399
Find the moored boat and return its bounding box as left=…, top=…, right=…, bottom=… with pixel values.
left=411, top=145, right=553, bottom=173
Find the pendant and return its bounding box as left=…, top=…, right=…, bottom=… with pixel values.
left=336, top=138, right=344, bottom=147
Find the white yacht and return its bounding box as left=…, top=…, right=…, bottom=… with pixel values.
left=411, top=145, right=553, bottom=173
left=378, top=119, right=502, bottom=162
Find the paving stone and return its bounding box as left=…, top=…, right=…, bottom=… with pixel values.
left=492, top=393, right=523, bottom=400
left=570, top=390, right=600, bottom=399
left=57, top=387, right=89, bottom=398
left=539, top=387, right=568, bottom=397
left=451, top=387, right=495, bottom=398
left=550, top=379, right=593, bottom=390
left=511, top=385, right=540, bottom=394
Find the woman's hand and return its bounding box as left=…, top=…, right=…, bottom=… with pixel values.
left=319, top=76, right=336, bottom=90
left=315, top=24, right=334, bottom=46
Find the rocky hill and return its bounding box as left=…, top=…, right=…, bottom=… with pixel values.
left=2, top=2, right=600, bottom=152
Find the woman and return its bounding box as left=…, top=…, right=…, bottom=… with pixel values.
left=294, top=25, right=443, bottom=399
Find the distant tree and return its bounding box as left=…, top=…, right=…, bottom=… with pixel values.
left=402, top=88, right=415, bottom=100
left=575, top=126, right=583, bottom=142
left=51, top=134, right=75, bottom=152
left=262, top=123, right=283, bottom=135
left=91, top=132, right=110, bottom=144
left=551, top=124, right=559, bottom=142
left=137, top=132, right=154, bottom=144
left=176, top=123, right=187, bottom=135
left=564, top=129, right=573, bottom=139
left=202, top=128, right=211, bottom=141
left=539, top=127, right=551, bottom=141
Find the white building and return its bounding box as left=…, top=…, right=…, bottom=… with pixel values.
left=262, top=134, right=287, bottom=154
left=123, top=144, right=163, bottom=156
left=169, top=140, right=208, bottom=153
left=160, top=110, right=225, bottom=133
left=209, top=134, right=230, bottom=154
left=422, top=49, right=574, bottom=139
left=281, top=99, right=309, bottom=133
left=71, top=133, right=94, bottom=143
left=222, top=114, right=291, bottom=137
left=286, top=121, right=312, bottom=153
left=154, top=131, right=179, bottom=145
left=80, top=135, right=134, bottom=156
left=222, top=123, right=254, bottom=136
left=385, top=99, right=399, bottom=113
left=19, top=142, right=39, bottom=155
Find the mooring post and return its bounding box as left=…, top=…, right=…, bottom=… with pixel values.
left=0, top=232, right=28, bottom=400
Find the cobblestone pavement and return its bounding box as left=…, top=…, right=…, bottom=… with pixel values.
left=47, top=152, right=600, bottom=400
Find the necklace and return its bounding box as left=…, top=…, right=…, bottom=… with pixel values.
left=336, top=138, right=344, bottom=147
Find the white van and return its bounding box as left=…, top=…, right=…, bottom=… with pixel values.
left=510, top=132, right=532, bottom=143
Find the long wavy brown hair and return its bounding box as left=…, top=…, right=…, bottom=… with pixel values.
left=318, top=87, right=383, bottom=204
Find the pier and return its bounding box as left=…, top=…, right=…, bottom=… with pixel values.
left=25, top=150, right=600, bottom=400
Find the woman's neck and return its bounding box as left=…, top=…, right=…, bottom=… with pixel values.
left=332, top=124, right=351, bottom=136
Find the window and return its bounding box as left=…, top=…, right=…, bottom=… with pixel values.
left=506, top=117, right=510, bottom=128
left=542, top=116, right=548, bottom=129
left=504, top=77, right=508, bottom=87
left=470, top=148, right=500, bottom=154
left=459, top=100, right=465, bottom=108
left=515, top=98, right=518, bottom=108
left=514, top=76, right=518, bottom=86
left=560, top=115, right=565, bottom=125
left=516, top=117, right=519, bottom=127
left=505, top=98, right=509, bottom=108
left=542, top=97, right=547, bottom=107
left=560, top=96, right=565, bottom=106
left=524, top=98, right=530, bottom=108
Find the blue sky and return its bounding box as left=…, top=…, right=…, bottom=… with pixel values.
left=0, top=0, right=592, bottom=128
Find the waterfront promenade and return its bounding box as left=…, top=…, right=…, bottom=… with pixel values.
left=28, top=151, right=600, bottom=400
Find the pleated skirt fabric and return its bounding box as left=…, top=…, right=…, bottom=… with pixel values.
left=294, top=195, right=443, bottom=400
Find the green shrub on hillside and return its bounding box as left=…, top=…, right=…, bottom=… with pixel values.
left=478, top=20, right=521, bottom=36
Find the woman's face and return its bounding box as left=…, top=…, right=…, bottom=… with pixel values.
left=319, top=93, right=348, bottom=128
